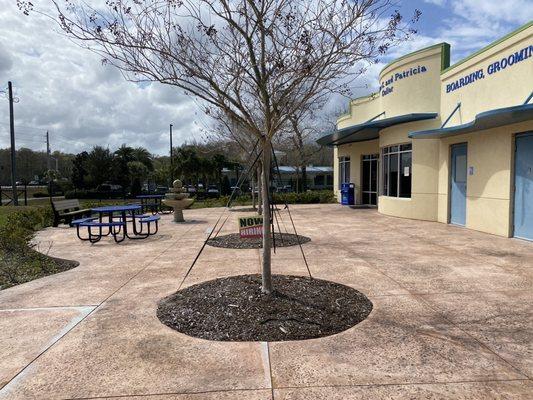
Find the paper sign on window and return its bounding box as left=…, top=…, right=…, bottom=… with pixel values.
left=403, top=167, right=410, bottom=177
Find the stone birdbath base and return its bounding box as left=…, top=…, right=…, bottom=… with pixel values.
left=162, top=179, right=194, bottom=222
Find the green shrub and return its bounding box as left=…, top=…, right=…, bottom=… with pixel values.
left=273, top=190, right=335, bottom=204
left=191, top=194, right=251, bottom=209
left=0, top=206, right=60, bottom=290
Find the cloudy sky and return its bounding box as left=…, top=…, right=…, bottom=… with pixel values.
left=0, top=0, right=532, bottom=155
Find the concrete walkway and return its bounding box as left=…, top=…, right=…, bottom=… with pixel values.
left=0, top=204, right=532, bottom=399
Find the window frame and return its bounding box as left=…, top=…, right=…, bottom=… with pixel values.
left=338, top=156, right=351, bottom=189
left=381, top=143, right=412, bottom=198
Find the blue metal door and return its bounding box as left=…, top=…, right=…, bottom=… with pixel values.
left=514, top=132, right=533, bottom=240
left=450, top=143, right=467, bottom=226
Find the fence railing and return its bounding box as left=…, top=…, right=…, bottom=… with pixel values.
left=0, top=186, right=28, bottom=206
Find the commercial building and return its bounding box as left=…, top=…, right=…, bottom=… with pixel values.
left=317, top=22, right=533, bottom=240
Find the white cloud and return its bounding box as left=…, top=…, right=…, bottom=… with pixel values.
left=341, top=0, right=533, bottom=101
left=423, top=0, right=446, bottom=6
left=451, top=0, right=533, bottom=25
left=1, top=0, right=531, bottom=151
left=0, top=1, right=202, bottom=155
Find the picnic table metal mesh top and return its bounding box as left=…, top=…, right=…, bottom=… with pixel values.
left=91, top=205, right=142, bottom=213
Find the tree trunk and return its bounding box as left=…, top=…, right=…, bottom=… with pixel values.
left=251, top=174, right=256, bottom=210
left=257, top=164, right=263, bottom=215
left=295, top=167, right=300, bottom=193
left=261, top=142, right=272, bottom=294
left=301, top=165, right=308, bottom=192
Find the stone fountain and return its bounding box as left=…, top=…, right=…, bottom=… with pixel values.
left=163, top=179, right=195, bottom=222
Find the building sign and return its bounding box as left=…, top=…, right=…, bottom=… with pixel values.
left=238, top=216, right=263, bottom=238
left=380, top=65, right=428, bottom=96
left=446, top=44, right=533, bottom=93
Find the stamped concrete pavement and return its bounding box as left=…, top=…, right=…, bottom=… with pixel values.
left=0, top=204, right=531, bottom=399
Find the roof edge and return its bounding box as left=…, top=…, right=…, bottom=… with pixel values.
left=409, top=103, right=533, bottom=138
left=320, top=112, right=438, bottom=146
left=379, top=42, right=451, bottom=77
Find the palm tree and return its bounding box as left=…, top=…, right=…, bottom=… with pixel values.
left=132, top=147, right=153, bottom=171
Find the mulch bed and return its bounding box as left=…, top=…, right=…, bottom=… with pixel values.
left=157, top=274, right=373, bottom=341
left=0, top=252, right=79, bottom=291
left=207, top=233, right=311, bottom=249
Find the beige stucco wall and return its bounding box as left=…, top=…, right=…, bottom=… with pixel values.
left=330, top=22, right=532, bottom=238
left=337, top=94, right=381, bottom=129
left=379, top=44, right=446, bottom=118
left=335, top=140, right=379, bottom=204
left=441, top=25, right=532, bottom=125
left=436, top=120, right=533, bottom=237
left=378, top=119, right=441, bottom=221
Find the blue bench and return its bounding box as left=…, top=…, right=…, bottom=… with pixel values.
left=79, top=221, right=126, bottom=243
left=137, top=215, right=160, bottom=236
left=71, top=217, right=97, bottom=241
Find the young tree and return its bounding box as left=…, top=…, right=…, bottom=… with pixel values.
left=278, top=105, right=338, bottom=192
left=24, top=0, right=418, bottom=294
left=207, top=110, right=263, bottom=212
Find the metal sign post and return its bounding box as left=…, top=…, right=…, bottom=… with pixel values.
left=8, top=81, right=18, bottom=206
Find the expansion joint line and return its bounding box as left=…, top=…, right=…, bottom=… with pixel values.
left=0, top=226, right=195, bottom=395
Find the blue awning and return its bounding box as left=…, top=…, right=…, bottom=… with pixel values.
left=316, top=113, right=438, bottom=146
left=409, top=103, right=533, bottom=139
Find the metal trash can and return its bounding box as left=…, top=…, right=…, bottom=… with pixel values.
left=341, top=183, right=355, bottom=205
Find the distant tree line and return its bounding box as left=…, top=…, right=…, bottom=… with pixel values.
left=0, top=138, right=332, bottom=196
left=0, top=148, right=73, bottom=186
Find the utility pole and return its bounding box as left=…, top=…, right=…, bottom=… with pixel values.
left=169, top=123, right=174, bottom=184
left=46, top=131, right=51, bottom=171
left=8, top=81, right=18, bottom=206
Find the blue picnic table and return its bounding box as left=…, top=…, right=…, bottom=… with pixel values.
left=136, top=194, right=171, bottom=214
left=72, top=204, right=160, bottom=243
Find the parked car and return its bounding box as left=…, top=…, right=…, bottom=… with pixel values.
left=207, top=185, right=220, bottom=198
left=185, top=185, right=197, bottom=193
left=96, top=184, right=123, bottom=193
left=274, top=185, right=293, bottom=193
left=230, top=186, right=243, bottom=196
left=154, top=186, right=169, bottom=194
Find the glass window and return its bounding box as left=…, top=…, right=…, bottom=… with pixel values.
left=339, top=156, right=350, bottom=188
left=389, top=153, right=398, bottom=196
left=455, top=154, right=467, bottom=183
left=381, top=144, right=412, bottom=198
left=399, top=152, right=412, bottom=198
left=314, top=175, right=325, bottom=186
left=382, top=154, right=389, bottom=195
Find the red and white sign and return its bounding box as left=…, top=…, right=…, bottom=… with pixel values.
left=238, top=216, right=263, bottom=239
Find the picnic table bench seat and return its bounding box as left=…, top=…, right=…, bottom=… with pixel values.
left=79, top=221, right=126, bottom=228
left=71, top=217, right=97, bottom=225
left=78, top=220, right=126, bottom=243
left=139, top=215, right=160, bottom=223
left=138, top=215, right=160, bottom=235
left=51, top=199, right=92, bottom=227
